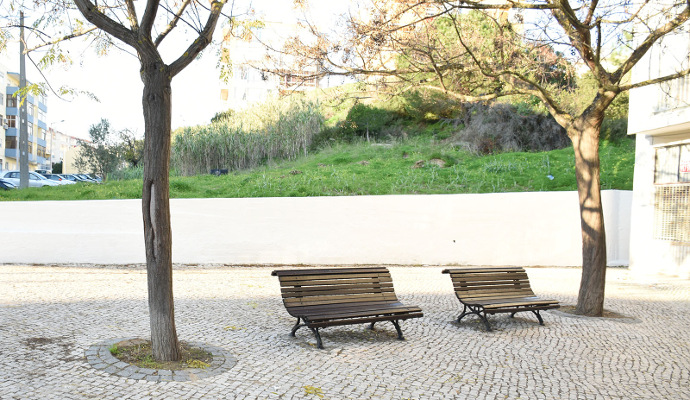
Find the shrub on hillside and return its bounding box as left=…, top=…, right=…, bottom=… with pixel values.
left=391, top=89, right=463, bottom=121
left=450, top=103, right=570, bottom=154
left=340, top=103, right=402, bottom=141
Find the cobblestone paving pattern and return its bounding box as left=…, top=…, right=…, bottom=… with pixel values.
left=0, top=265, right=688, bottom=399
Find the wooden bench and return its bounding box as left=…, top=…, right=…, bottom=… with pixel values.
left=442, top=267, right=559, bottom=331
left=272, top=267, right=423, bottom=349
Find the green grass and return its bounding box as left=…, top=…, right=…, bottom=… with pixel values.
left=0, top=137, right=635, bottom=201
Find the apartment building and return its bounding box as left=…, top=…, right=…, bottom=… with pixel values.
left=2, top=69, right=50, bottom=172
left=628, top=27, right=690, bottom=279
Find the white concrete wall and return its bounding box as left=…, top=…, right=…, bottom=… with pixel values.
left=0, top=191, right=631, bottom=266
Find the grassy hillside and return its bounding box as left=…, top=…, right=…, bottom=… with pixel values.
left=0, top=135, right=635, bottom=201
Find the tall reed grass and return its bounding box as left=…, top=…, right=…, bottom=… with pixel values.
left=172, top=96, right=323, bottom=176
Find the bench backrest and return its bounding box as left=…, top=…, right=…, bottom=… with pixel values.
left=272, top=267, right=399, bottom=309
left=442, top=267, right=537, bottom=302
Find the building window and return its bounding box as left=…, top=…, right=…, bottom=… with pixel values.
left=28, top=142, right=33, bottom=154
left=5, top=137, right=17, bottom=149
left=654, top=144, right=690, bottom=243
left=37, top=145, right=46, bottom=158
left=6, top=94, right=17, bottom=108
left=27, top=104, right=34, bottom=117
left=38, top=109, right=46, bottom=121
left=6, top=115, right=16, bottom=128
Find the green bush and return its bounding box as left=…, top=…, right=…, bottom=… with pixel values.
left=391, top=89, right=463, bottom=122
left=340, top=103, right=402, bottom=141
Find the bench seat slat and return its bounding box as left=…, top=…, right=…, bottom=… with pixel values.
left=457, top=290, right=534, bottom=298
left=284, top=293, right=399, bottom=307
left=443, top=268, right=525, bottom=274
left=278, top=273, right=392, bottom=282
left=281, top=282, right=394, bottom=294
left=279, top=277, right=393, bottom=286
left=308, top=312, right=425, bottom=328
left=303, top=306, right=423, bottom=321
left=448, top=273, right=530, bottom=282
left=272, top=268, right=390, bottom=277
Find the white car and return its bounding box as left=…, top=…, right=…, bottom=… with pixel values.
left=0, top=170, right=60, bottom=187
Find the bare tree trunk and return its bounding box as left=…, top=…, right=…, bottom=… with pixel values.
left=570, top=114, right=607, bottom=317
left=141, top=61, right=180, bottom=361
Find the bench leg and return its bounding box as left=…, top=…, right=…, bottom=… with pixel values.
left=369, top=322, right=376, bottom=330
left=457, top=305, right=470, bottom=322
left=478, top=312, right=493, bottom=332
left=457, top=305, right=493, bottom=331
left=290, top=318, right=303, bottom=337
left=309, top=327, right=324, bottom=349
left=391, top=320, right=405, bottom=340
left=532, top=310, right=544, bottom=325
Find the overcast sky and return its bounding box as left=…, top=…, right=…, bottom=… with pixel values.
left=2, top=1, right=346, bottom=140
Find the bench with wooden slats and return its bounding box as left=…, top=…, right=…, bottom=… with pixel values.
left=442, top=267, right=559, bottom=331
left=272, top=267, right=423, bottom=349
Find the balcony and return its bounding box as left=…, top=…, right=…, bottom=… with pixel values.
left=5, top=148, right=17, bottom=159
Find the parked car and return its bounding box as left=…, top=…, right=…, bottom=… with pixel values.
left=87, top=174, right=103, bottom=183
left=60, top=174, right=93, bottom=183
left=75, top=173, right=100, bottom=183
left=0, top=178, right=17, bottom=190
left=35, top=169, right=51, bottom=176
left=0, top=170, right=60, bottom=187
left=44, top=174, right=76, bottom=185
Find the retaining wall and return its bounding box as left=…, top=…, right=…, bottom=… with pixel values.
left=0, top=191, right=632, bottom=266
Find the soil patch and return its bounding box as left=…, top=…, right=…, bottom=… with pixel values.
left=110, top=338, right=213, bottom=371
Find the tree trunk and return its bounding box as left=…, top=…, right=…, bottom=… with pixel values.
left=570, top=115, right=607, bottom=317
left=141, top=61, right=181, bottom=361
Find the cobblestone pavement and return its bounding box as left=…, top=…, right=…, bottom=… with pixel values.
left=1, top=265, right=689, bottom=400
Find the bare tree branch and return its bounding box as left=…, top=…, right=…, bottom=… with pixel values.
left=154, top=0, right=193, bottom=47
left=169, top=0, right=228, bottom=77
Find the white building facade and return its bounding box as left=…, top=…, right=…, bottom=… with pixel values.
left=628, top=27, right=690, bottom=279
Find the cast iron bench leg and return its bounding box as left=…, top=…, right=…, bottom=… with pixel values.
left=369, top=322, right=376, bottom=330
left=532, top=310, right=544, bottom=325
left=309, top=327, right=324, bottom=349
left=391, top=320, right=405, bottom=340
left=290, top=318, right=303, bottom=337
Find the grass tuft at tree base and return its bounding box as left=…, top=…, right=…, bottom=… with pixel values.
left=109, top=339, right=212, bottom=371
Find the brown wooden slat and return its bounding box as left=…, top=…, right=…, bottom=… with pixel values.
left=272, top=267, right=389, bottom=277
left=284, top=293, right=398, bottom=307
left=278, top=273, right=391, bottom=282
left=281, top=281, right=393, bottom=292
left=305, top=306, right=423, bottom=321
left=282, top=286, right=395, bottom=298
left=309, top=312, right=424, bottom=328
left=279, top=276, right=393, bottom=286
left=448, top=272, right=529, bottom=281
left=455, top=282, right=531, bottom=292
left=455, top=290, right=535, bottom=297
left=286, top=300, right=404, bottom=314
left=443, top=267, right=525, bottom=274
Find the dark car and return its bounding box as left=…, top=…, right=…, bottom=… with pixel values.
left=0, top=178, right=18, bottom=190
